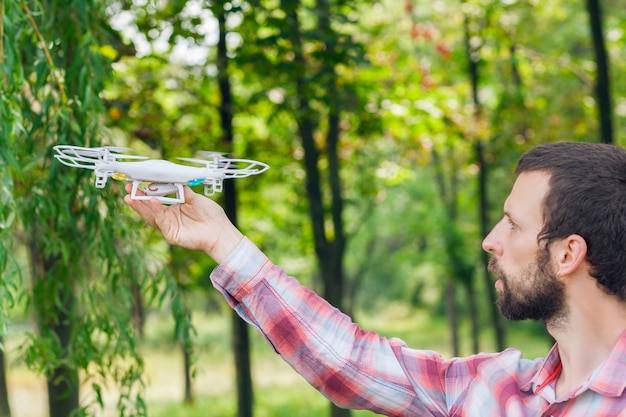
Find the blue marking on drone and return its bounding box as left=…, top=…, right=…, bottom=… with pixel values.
left=187, top=178, right=205, bottom=186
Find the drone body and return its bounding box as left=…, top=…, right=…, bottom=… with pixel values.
left=53, top=145, right=269, bottom=204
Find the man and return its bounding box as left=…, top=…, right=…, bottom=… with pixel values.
left=125, top=142, right=626, bottom=416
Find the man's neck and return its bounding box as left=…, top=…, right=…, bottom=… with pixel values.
left=547, top=292, right=626, bottom=398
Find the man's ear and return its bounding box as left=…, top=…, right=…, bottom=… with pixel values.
left=555, top=234, right=588, bottom=276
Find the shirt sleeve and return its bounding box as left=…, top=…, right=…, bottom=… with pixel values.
left=210, top=238, right=475, bottom=417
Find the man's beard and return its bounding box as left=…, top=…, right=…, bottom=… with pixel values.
left=489, top=249, right=566, bottom=322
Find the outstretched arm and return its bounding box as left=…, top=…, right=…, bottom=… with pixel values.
left=124, top=183, right=466, bottom=416
left=123, top=184, right=243, bottom=264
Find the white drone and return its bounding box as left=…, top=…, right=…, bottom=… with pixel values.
left=53, top=145, right=269, bottom=204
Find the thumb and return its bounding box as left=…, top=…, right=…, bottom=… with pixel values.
left=182, top=185, right=201, bottom=203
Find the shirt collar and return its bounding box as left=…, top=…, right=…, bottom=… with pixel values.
left=585, top=329, right=626, bottom=397
left=521, top=329, right=626, bottom=398
left=520, top=342, right=561, bottom=394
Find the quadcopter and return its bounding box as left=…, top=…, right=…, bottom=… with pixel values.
left=53, top=145, right=269, bottom=204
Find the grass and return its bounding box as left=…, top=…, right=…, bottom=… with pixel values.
left=5, top=303, right=553, bottom=417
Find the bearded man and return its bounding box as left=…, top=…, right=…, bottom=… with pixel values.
left=126, top=142, right=626, bottom=416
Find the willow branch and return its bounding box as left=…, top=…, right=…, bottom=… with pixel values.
left=22, top=1, right=68, bottom=103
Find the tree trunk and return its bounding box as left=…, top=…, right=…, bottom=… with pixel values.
left=431, top=149, right=460, bottom=356
left=232, top=309, right=253, bottom=417
left=475, top=141, right=505, bottom=350
left=288, top=2, right=350, bottom=415
left=47, top=340, right=79, bottom=417
left=463, top=7, right=506, bottom=351
left=585, top=0, right=613, bottom=143
left=466, top=282, right=479, bottom=354
left=43, top=287, right=79, bottom=417
left=27, top=230, right=79, bottom=417
left=216, top=5, right=254, bottom=416
left=0, top=339, right=10, bottom=417
left=445, top=282, right=459, bottom=357
left=182, top=306, right=193, bottom=405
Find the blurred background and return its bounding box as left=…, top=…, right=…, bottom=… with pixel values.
left=1, top=0, right=624, bottom=416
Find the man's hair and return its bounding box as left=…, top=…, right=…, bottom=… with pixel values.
left=516, top=141, right=626, bottom=301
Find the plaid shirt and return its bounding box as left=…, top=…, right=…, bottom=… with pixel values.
left=211, top=238, right=626, bottom=416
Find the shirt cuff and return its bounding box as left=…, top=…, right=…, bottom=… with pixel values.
left=209, top=237, right=270, bottom=307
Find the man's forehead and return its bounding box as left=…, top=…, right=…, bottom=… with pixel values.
left=504, top=171, right=550, bottom=222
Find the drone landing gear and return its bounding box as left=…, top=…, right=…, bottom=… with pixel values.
left=130, top=181, right=185, bottom=204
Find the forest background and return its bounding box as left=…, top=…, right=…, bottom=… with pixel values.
left=0, top=0, right=625, bottom=416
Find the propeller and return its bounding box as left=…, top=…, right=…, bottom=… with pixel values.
left=53, top=146, right=149, bottom=166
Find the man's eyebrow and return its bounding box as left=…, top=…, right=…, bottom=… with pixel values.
left=503, top=210, right=516, bottom=222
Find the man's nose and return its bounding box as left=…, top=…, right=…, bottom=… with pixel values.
left=482, top=222, right=501, bottom=255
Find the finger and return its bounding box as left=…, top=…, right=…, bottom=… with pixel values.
left=124, top=192, right=161, bottom=228
left=124, top=194, right=151, bottom=222
left=124, top=182, right=150, bottom=197
left=182, top=185, right=201, bottom=203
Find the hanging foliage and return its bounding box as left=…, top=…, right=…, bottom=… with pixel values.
left=0, top=1, right=171, bottom=416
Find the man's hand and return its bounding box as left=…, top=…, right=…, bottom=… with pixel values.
left=124, top=184, right=243, bottom=264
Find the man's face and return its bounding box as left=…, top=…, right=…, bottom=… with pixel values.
left=482, top=171, right=566, bottom=322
